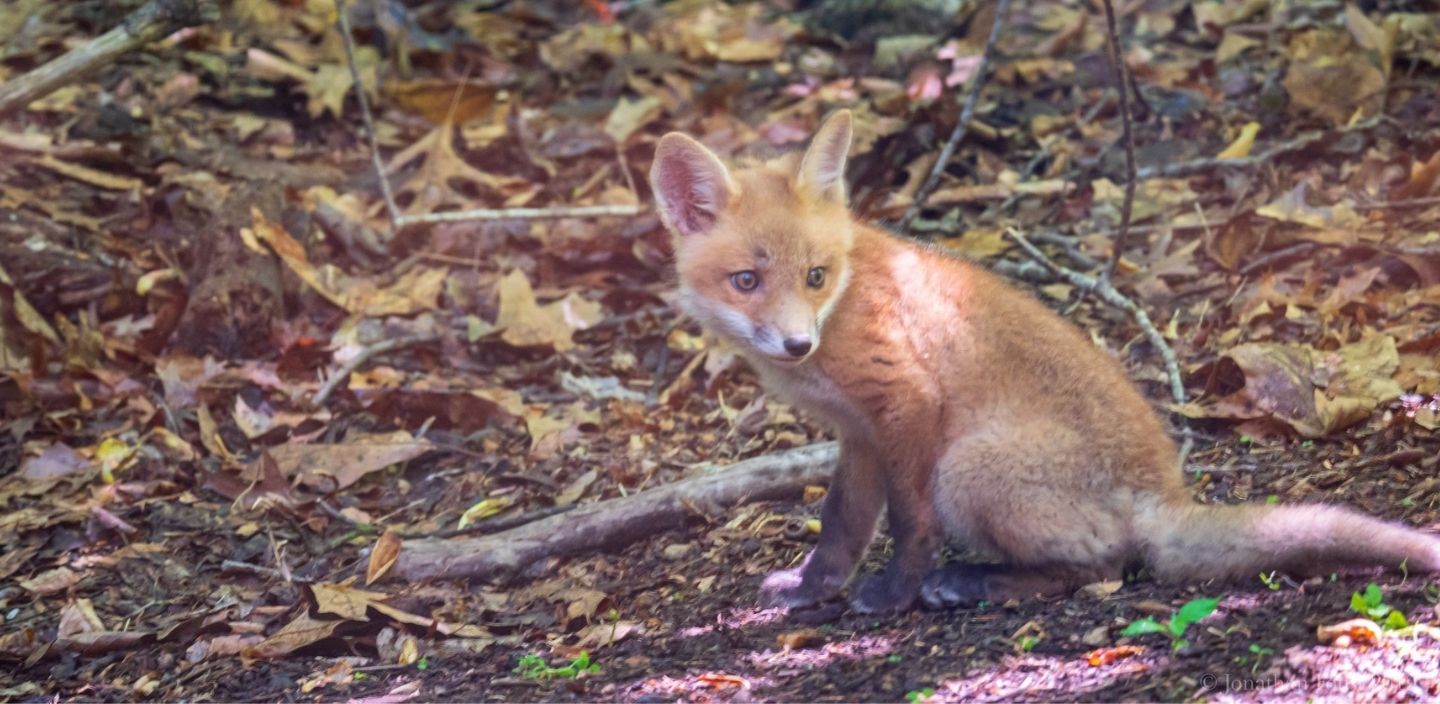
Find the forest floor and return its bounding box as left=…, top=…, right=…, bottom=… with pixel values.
left=3, top=0, right=1440, bottom=701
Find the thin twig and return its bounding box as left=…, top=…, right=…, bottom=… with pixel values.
left=333, top=0, right=644, bottom=231
left=0, top=0, right=217, bottom=118
left=335, top=0, right=402, bottom=229
left=1135, top=115, right=1391, bottom=180
left=312, top=334, right=436, bottom=407
left=899, top=0, right=1012, bottom=230
left=1357, top=195, right=1440, bottom=211
left=1005, top=228, right=1185, bottom=412
left=394, top=204, right=642, bottom=226
left=1099, top=0, right=1137, bottom=283
left=220, top=559, right=288, bottom=581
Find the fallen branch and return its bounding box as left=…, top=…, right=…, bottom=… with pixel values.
left=899, top=0, right=1012, bottom=230
left=1005, top=228, right=1191, bottom=464
left=0, top=0, right=217, bottom=118
left=389, top=442, right=839, bottom=582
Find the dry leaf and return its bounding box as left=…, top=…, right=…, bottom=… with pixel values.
left=494, top=270, right=604, bottom=350
left=366, top=529, right=402, bottom=586
left=243, top=430, right=432, bottom=491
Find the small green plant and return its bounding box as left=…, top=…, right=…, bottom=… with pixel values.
left=904, top=687, right=935, bottom=703
left=1265, top=495, right=1279, bottom=506
left=1245, top=643, right=1273, bottom=674
left=1422, top=583, right=1440, bottom=604
left=1017, top=635, right=1040, bottom=652
left=1258, top=571, right=1282, bottom=591
left=514, top=651, right=602, bottom=680
left=886, top=654, right=903, bottom=664
left=1120, top=596, right=1219, bottom=651
left=416, top=657, right=429, bottom=671
left=1350, top=583, right=1409, bottom=630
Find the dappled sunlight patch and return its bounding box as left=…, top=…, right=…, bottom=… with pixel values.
left=676, top=606, right=790, bottom=639
left=626, top=671, right=778, bottom=700
left=934, top=650, right=1164, bottom=701
left=746, top=632, right=902, bottom=670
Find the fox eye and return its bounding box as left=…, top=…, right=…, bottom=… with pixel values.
left=730, top=270, right=759, bottom=292
left=807, top=267, right=826, bottom=288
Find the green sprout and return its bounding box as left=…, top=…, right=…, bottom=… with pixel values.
left=514, top=651, right=602, bottom=680
left=1258, top=571, right=1282, bottom=591
left=1350, top=583, right=1409, bottom=630
left=905, top=687, right=935, bottom=703
left=1120, top=596, right=1220, bottom=651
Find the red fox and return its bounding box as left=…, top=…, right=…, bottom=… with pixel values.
left=649, top=110, right=1440, bottom=613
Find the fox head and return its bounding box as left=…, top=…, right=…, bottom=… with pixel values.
left=650, top=110, right=856, bottom=364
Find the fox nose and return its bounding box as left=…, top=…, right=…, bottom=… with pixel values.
left=783, top=336, right=812, bottom=357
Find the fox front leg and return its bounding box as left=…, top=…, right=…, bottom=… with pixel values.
left=848, top=462, right=941, bottom=613
left=760, top=439, right=884, bottom=609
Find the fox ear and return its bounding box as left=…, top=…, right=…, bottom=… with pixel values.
left=650, top=133, right=736, bottom=237
left=797, top=110, right=853, bottom=203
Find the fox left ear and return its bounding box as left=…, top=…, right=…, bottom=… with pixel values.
left=797, top=110, right=853, bottom=204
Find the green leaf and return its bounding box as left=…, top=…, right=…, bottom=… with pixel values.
left=1385, top=610, right=1409, bottom=630
left=1363, top=583, right=1384, bottom=608
left=1350, top=591, right=1366, bottom=615
left=1121, top=617, right=1167, bottom=636
left=1174, top=597, right=1220, bottom=630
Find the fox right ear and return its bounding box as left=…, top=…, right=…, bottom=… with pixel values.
left=650, top=133, right=736, bottom=237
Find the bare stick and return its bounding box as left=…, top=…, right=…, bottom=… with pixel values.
left=899, top=0, right=1012, bottom=231
left=1099, top=0, right=1137, bottom=283
left=0, top=0, right=217, bottom=118
left=312, top=334, right=436, bottom=407
left=334, top=0, right=403, bottom=229
left=1006, top=228, right=1186, bottom=420
left=332, top=1, right=645, bottom=231
left=389, top=442, right=838, bottom=582
left=394, top=204, right=641, bottom=226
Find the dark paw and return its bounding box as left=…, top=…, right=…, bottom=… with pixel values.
left=848, top=573, right=919, bottom=614
left=919, top=565, right=991, bottom=610
left=760, top=567, right=833, bottom=609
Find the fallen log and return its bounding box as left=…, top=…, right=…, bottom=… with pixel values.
left=390, top=442, right=838, bottom=582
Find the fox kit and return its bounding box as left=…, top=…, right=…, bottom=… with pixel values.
left=650, top=111, right=1440, bottom=613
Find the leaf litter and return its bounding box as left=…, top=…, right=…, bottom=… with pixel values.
left=1, top=0, right=1439, bottom=701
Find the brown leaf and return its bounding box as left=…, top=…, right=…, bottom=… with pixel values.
left=312, top=582, right=389, bottom=621
left=20, top=567, right=78, bottom=596
left=386, top=121, right=537, bottom=214
left=243, top=209, right=444, bottom=316
left=495, top=270, right=604, bottom=351
left=1316, top=617, right=1383, bottom=647
left=776, top=628, right=825, bottom=650
left=244, top=612, right=344, bottom=661
left=367, top=530, right=402, bottom=587
left=1087, top=645, right=1143, bottom=666
left=243, top=430, right=433, bottom=492
left=1185, top=337, right=1403, bottom=437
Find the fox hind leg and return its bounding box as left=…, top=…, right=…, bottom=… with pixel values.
left=919, top=563, right=1093, bottom=609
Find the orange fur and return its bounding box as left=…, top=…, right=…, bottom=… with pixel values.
left=650, top=111, right=1440, bottom=613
